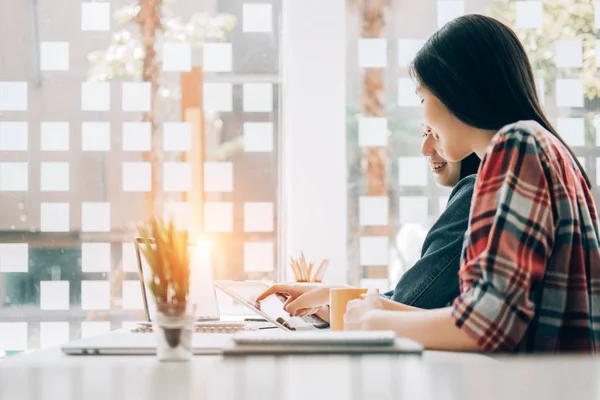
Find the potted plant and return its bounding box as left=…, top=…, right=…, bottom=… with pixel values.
left=138, top=217, right=194, bottom=361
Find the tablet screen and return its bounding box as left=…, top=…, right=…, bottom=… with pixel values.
left=214, top=281, right=329, bottom=330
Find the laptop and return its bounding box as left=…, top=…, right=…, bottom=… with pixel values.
left=61, top=330, right=233, bottom=355
left=133, top=237, right=221, bottom=325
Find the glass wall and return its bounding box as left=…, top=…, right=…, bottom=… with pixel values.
left=347, top=0, right=600, bottom=289
left=0, top=0, right=281, bottom=353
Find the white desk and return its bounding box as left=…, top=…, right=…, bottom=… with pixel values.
left=1, top=335, right=598, bottom=400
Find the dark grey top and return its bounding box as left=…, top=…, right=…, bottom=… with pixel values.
left=382, top=174, right=476, bottom=308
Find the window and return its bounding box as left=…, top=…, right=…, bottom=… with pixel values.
left=0, top=0, right=281, bottom=353
left=346, top=0, right=600, bottom=290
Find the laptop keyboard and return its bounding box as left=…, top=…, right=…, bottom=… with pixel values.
left=130, top=321, right=275, bottom=334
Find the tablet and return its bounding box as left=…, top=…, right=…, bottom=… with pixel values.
left=214, top=281, right=329, bottom=331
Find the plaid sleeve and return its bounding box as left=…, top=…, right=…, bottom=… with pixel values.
left=451, top=126, right=553, bottom=352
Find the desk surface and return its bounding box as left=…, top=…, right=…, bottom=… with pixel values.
left=1, top=336, right=598, bottom=400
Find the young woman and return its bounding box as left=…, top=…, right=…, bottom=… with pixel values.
left=262, top=14, right=600, bottom=353
left=340, top=14, right=600, bottom=353
left=256, top=143, right=480, bottom=318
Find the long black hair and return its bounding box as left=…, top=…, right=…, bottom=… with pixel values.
left=410, top=14, right=591, bottom=187
left=459, top=153, right=481, bottom=180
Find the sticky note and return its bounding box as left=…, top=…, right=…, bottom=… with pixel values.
left=243, top=122, right=273, bottom=152
left=0, top=122, right=28, bottom=150
left=40, top=203, right=69, bottom=232
left=244, top=202, right=274, bottom=232
left=358, top=38, right=387, bottom=68
left=41, top=122, right=69, bottom=151
left=81, top=243, right=111, bottom=273
left=81, top=202, right=111, bottom=232
left=204, top=162, right=233, bottom=192
left=122, top=162, right=151, bottom=192
left=0, top=163, right=28, bottom=191
left=359, top=196, right=388, bottom=226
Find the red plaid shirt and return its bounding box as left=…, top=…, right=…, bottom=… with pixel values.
left=452, top=120, right=600, bottom=353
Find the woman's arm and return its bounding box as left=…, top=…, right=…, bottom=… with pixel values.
left=380, top=297, right=422, bottom=311
left=364, top=307, right=480, bottom=351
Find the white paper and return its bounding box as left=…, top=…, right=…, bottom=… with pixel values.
left=515, top=1, right=543, bottom=29
left=40, top=281, right=70, bottom=310
left=40, top=322, right=70, bottom=349
left=203, top=43, right=233, bottom=72
left=81, top=82, right=110, bottom=112
left=40, top=41, right=69, bottom=71
left=397, top=78, right=420, bottom=106
left=163, top=162, right=192, bottom=192
left=555, top=40, right=582, bottom=68
left=437, top=1, right=465, bottom=28
left=358, top=117, right=387, bottom=147
left=359, top=236, right=389, bottom=266
left=243, top=83, right=273, bottom=112
left=122, top=122, right=151, bottom=151
left=0, top=162, right=28, bottom=192
left=162, top=43, right=192, bottom=72
left=0, top=243, right=28, bottom=273
left=0, top=122, right=28, bottom=151
left=122, top=82, right=151, bottom=112
left=204, top=202, right=233, bottom=232
left=358, top=38, right=387, bottom=68
left=399, top=196, right=429, bottom=225
left=81, top=243, right=111, bottom=273
left=0, top=323, right=27, bottom=351
left=244, top=242, right=274, bottom=272
left=0, top=82, right=27, bottom=111
left=122, top=162, right=151, bottom=192
left=40, top=162, right=69, bottom=192
left=81, top=281, right=111, bottom=310
left=41, top=122, right=69, bottom=151
left=81, top=2, right=110, bottom=31
left=556, top=79, right=584, bottom=107
left=359, top=196, right=389, bottom=226
left=81, top=122, right=110, bottom=151
left=399, top=157, right=428, bottom=186
left=243, top=122, right=273, bottom=152
left=40, top=203, right=69, bottom=232
left=204, top=162, right=233, bottom=192
left=81, top=202, right=111, bottom=232
left=163, top=122, right=191, bottom=151
left=203, top=83, right=233, bottom=112
left=398, top=39, right=426, bottom=67
left=557, top=118, right=585, bottom=147
left=122, top=281, right=144, bottom=310
left=244, top=202, right=274, bottom=232
left=80, top=322, right=111, bottom=339
left=243, top=3, right=273, bottom=33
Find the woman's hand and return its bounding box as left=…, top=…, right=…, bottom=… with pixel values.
left=255, top=284, right=342, bottom=319
left=343, top=289, right=385, bottom=330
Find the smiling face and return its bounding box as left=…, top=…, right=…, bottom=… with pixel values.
left=421, top=126, right=462, bottom=188
left=416, top=85, right=479, bottom=162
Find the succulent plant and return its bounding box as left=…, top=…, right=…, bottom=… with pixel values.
left=138, top=217, right=191, bottom=308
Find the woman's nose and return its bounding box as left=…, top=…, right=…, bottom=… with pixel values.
left=421, top=130, right=435, bottom=157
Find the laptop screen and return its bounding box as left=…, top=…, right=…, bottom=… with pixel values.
left=214, top=280, right=329, bottom=330
left=134, top=238, right=220, bottom=322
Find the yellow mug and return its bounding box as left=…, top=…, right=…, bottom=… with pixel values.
left=329, top=288, right=371, bottom=331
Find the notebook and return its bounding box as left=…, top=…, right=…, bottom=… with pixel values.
left=223, top=330, right=424, bottom=355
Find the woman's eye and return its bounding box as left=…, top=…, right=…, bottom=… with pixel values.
left=420, top=99, right=424, bottom=104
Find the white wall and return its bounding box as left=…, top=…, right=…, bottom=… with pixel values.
left=280, top=0, right=347, bottom=283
